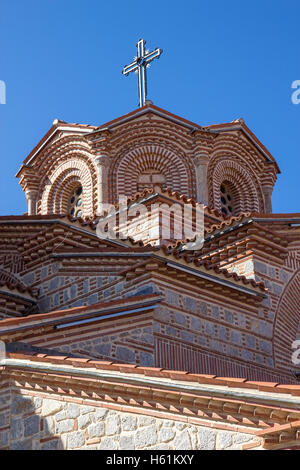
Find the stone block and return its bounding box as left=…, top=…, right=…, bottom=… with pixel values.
left=233, top=433, right=256, bottom=445
left=245, top=334, right=256, bottom=348
left=81, top=406, right=95, bottom=414
left=259, top=320, right=272, bottom=338
left=0, top=430, right=8, bottom=447
left=55, top=410, right=67, bottom=421
left=88, top=422, right=105, bottom=439
left=165, top=290, right=179, bottom=306
left=54, top=293, right=60, bottom=307
left=259, top=340, right=272, bottom=354
left=49, top=277, right=59, bottom=291
left=94, top=343, right=111, bottom=357
left=121, top=414, right=137, bottom=432
left=116, top=346, right=135, bottom=363
left=88, top=294, right=97, bottom=305
left=41, top=399, right=63, bottom=417
left=12, top=394, right=34, bottom=415
left=174, top=422, right=185, bottom=430
left=135, top=425, right=157, bottom=448
left=181, top=331, right=194, bottom=343
left=217, top=431, right=232, bottom=450
left=56, top=419, right=74, bottom=434
left=272, top=283, right=283, bottom=295
left=141, top=334, right=153, bottom=345
left=99, top=437, right=118, bottom=450
left=224, top=310, right=234, bottom=324
left=197, top=428, right=216, bottom=450
left=33, top=397, right=42, bottom=409
left=211, top=340, right=223, bottom=352
left=205, top=322, right=215, bottom=337
left=10, top=417, right=22, bottom=440
left=135, top=285, right=154, bottom=296
left=24, top=415, right=40, bottom=437
left=137, top=416, right=156, bottom=426
left=43, top=416, right=55, bottom=436
left=139, top=352, right=154, bottom=367
left=70, top=285, right=77, bottom=299
left=230, top=330, right=242, bottom=345
left=218, top=326, right=227, bottom=340
left=115, top=282, right=124, bottom=293
left=68, top=431, right=85, bottom=449
left=200, top=302, right=208, bottom=315
left=159, top=427, right=175, bottom=443
left=156, top=308, right=170, bottom=323
left=279, top=270, right=289, bottom=282
left=41, top=439, right=60, bottom=450
left=166, top=326, right=177, bottom=337
left=191, top=317, right=202, bottom=331
left=41, top=267, right=48, bottom=279
left=241, top=349, right=253, bottom=361
left=63, top=289, right=71, bottom=303
left=66, top=404, right=80, bottom=419
left=0, top=412, right=7, bottom=428
left=119, top=434, right=134, bottom=450
left=174, top=430, right=192, bottom=450
left=22, top=272, right=34, bottom=285
left=183, top=296, right=197, bottom=313
left=10, top=438, right=32, bottom=450
left=211, top=306, right=219, bottom=319
left=83, top=279, right=89, bottom=293
left=78, top=413, right=91, bottom=430
left=174, top=312, right=186, bottom=326
left=106, top=415, right=120, bottom=436
left=255, top=354, right=264, bottom=364
left=254, top=261, right=267, bottom=274
left=95, top=408, right=108, bottom=420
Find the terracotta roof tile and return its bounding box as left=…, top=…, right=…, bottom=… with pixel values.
left=0, top=293, right=161, bottom=331
left=3, top=350, right=300, bottom=396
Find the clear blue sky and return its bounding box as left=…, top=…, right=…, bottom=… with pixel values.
left=0, top=0, right=299, bottom=215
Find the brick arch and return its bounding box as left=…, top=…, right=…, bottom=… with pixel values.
left=273, top=270, right=300, bottom=373
left=208, top=158, right=263, bottom=214
left=109, top=145, right=195, bottom=202
left=39, top=158, right=94, bottom=217
left=53, top=174, right=81, bottom=214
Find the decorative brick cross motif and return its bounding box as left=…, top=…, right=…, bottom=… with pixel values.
left=122, top=39, right=162, bottom=108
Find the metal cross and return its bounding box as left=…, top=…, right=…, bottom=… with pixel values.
left=122, top=39, right=163, bottom=108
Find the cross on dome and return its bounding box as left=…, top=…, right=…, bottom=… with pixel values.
left=122, top=38, right=163, bottom=108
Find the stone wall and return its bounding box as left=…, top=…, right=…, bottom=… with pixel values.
left=1, top=392, right=258, bottom=450
left=0, top=378, right=11, bottom=449
left=151, top=282, right=285, bottom=381
left=54, top=322, right=155, bottom=367
left=221, top=250, right=300, bottom=380
left=21, top=260, right=123, bottom=313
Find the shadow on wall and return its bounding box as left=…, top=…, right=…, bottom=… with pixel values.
left=6, top=393, right=64, bottom=450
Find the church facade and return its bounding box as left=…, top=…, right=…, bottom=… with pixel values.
left=0, top=103, right=300, bottom=450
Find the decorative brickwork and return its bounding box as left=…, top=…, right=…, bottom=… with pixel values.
left=1, top=105, right=299, bottom=451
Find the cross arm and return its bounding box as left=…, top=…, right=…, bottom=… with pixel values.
left=143, top=48, right=163, bottom=65
left=122, top=60, right=139, bottom=76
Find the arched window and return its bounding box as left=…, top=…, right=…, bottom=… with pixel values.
left=137, top=170, right=166, bottom=192
left=220, top=181, right=237, bottom=217
left=69, top=185, right=83, bottom=218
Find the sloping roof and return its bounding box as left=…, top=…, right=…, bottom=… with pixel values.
left=3, top=349, right=300, bottom=395
left=0, top=294, right=160, bottom=334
